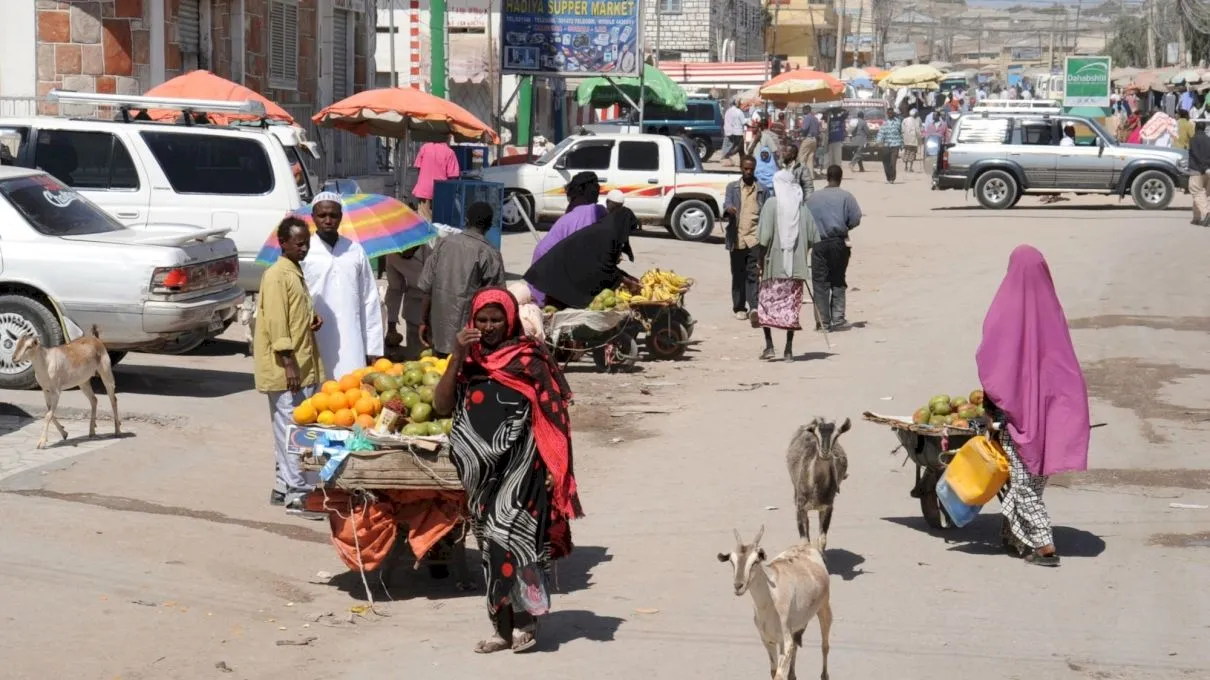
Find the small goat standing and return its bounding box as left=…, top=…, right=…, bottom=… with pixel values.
left=13, top=326, right=120, bottom=449
left=718, top=526, right=833, bottom=680
left=787, top=417, right=850, bottom=551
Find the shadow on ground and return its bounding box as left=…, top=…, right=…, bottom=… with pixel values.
left=824, top=548, right=867, bottom=580
left=538, top=609, right=626, bottom=651
left=881, top=514, right=1107, bottom=558
left=108, top=365, right=251, bottom=398
left=182, top=339, right=251, bottom=357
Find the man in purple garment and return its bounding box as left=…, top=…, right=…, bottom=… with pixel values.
left=529, top=171, right=606, bottom=305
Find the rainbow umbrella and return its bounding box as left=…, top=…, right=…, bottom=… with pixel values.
left=255, top=193, right=437, bottom=266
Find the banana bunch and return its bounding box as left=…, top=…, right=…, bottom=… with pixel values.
left=629, top=268, right=691, bottom=304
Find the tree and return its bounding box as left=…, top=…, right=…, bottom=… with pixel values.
left=871, top=0, right=895, bottom=66
left=1106, top=13, right=1154, bottom=67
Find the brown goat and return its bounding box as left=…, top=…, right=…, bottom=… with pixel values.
left=786, top=417, right=850, bottom=551
left=13, top=326, right=120, bottom=449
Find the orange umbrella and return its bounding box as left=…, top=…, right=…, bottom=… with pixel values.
left=865, top=67, right=890, bottom=80
left=312, top=88, right=498, bottom=143
left=142, top=70, right=295, bottom=125
left=759, top=69, right=845, bottom=104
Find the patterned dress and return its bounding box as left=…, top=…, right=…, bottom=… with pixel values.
left=449, top=368, right=552, bottom=629
left=987, top=401, right=1054, bottom=552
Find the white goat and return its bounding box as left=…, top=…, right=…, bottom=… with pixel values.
left=13, top=326, right=120, bottom=449
left=718, top=526, right=833, bottom=680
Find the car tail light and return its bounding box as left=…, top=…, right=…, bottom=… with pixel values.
left=939, top=149, right=949, bottom=171
left=151, top=255, right=238, bottom=294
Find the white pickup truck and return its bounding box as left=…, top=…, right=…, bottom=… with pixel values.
left=481, top=133, right=735, bottom=241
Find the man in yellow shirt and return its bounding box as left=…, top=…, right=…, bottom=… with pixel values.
left=255, top=216, right=325, bottom=516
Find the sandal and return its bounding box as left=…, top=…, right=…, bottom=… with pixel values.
left=474, top=635, right=511, bottom=654
left=512, top=625, right=538, bottom=653
left=1024, top=551, right=1060, bottom=567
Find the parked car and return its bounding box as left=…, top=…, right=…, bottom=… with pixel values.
left=934, top=110, right=1188, bottom=210
left=0, top=167, right=244, bottom=389
left=0, top=92, right=309, bottom=293
left=481, top=133, right=734, bottom=241
left=586, top=98, right=725, bottom=162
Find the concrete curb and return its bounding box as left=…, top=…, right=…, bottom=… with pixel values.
left=0, top=402, right=187, bottom=429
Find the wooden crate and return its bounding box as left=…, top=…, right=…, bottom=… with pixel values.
left=303, top=442, right=462, bottom=491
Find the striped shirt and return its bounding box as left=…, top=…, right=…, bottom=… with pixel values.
left=877, top=117, right=904, bottom=148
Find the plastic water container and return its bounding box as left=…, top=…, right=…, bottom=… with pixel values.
left=935, top=476, right=982, bottom=528
left=943, top=435, right=1010, bottom=505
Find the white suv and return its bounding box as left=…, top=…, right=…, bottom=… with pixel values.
left=0, top=92, right=309, bottom=292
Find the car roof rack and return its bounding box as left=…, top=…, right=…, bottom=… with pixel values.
left=972, top=99, right=1063, bottom=115
left=47, top=90, right=267, bottom=125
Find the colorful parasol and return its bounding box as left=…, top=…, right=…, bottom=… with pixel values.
left=255, top=193, right=436, bottom=266
left=759, top=69, right=845, bottom=103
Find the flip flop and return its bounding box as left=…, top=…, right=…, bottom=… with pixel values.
left=1024, top=551, right=1060, bottom=567
left=512, top=626, right=538, bottom=653
left=474, top=636, right=511, bottom=654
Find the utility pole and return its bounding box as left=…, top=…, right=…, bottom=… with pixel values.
left=655, top=0, right=661, bottom=64
left=854, top=1, right=864, bottom=67
left=834, top=0, right=847, bottom=75
left=387, top=0, right=397, bottom=87
left=1074, top=0, right=1081, bottom=59
left=1048, top=11, right=1056, bottom=71
left=772, top=0, right=782, bottom=71
left=1146, top=0, right=1156, bottom=68
left=927, top=0, right=936, bottom=62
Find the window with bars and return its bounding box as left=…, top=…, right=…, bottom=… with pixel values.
left=332, top=9, right=353, bottom=100
left=179, top=0, right=203, bottom=70
left=269, top=0, right=299, bottom=90
left=658, top=0, right=682, bottom=14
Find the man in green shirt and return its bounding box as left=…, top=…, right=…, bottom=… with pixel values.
left=255, top=216, right=325, bottom=516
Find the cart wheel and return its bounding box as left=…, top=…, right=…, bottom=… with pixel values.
left=645, top=323, right=688, bottom=360
left=918, top=470, right=955, bottom=531
left=592, top=332, right=638, bottom=373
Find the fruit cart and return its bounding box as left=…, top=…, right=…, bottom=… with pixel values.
left=625, top=284, right=696, bottom=361
left=863, top=411, right=984, bottom=530
left=544, top=308, right=639, bottom=373
left=295, top=425, right=472, bottom=585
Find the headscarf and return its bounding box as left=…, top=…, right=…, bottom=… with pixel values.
left=463, top=287, right=582, bottom=521
left=755, top=147, right=777, bottom=191
left=1141, top=111, right=1177, bottom=143
left=311, top=191, right=342, bottom=206
left=523, top=208, right=636, bottom=309
left=975, top=246, right=1090, bottom=477
left=771, top=170, right=801, bottom=275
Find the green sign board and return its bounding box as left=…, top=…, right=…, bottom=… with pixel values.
left=1064, top=57, right=1111, bottom=107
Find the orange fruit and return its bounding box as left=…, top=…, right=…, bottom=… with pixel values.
left=354, top=396, right=376, bottom=416
left=292, top=401, right=318, bottom=425
left=321, top=380, right=342, bottom=395
left=356, top=413, right=376, bottom=429
left=344, top=388, right=364, bottom=405
left=316, top=410, right=336, bottom=426
left=373, top=357, right=394, bottom=372
left=339, top=374, right=360, bottom=391
left=327, top=391, right=348, bottom=411
left=334, top=408, right=356, bottom=427
left=372, top=397, right=382, bottom=414
left=387, top=363, right=405, bottom=377
left=309, top=392, right=331, bottom=413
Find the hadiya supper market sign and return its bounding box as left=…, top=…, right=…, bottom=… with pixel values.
left=501, top=0, right=640, bottom=76
left=1063, top=56, right=1111, bottom=107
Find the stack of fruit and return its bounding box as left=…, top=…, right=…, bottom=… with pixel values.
left=292, top=351, right=454, bottom=437
left=628, top=268, right=691, bottom=305
left=912, top=390, right=986, bottom=429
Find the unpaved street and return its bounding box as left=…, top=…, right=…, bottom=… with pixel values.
left=2, top=170, right=1208, bottom=680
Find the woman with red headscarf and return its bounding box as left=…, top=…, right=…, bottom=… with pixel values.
left=434, top=287, right=582, bottom=653
left=976, top=246, right=1091, bottom=567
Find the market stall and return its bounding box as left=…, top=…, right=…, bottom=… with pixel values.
left=289, top=356, right=470, bottom=587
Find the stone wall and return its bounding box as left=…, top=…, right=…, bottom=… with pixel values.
left=644, top=0, right=764, bottom=62
left=36, top=0, right=149, bottom=114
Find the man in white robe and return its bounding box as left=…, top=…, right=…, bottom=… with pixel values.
left=302, top=192, right=384, bottom=379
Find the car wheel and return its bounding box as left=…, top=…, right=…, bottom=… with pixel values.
left=974, top=170, right=1018, bottom=210
left=501, top=191, right=533, bottom=232
left=668, top=199, right=715, bottom=242
left=0, top=294, right=65, bottom=390
left=693, top=136, right=713, bottom=162
left=158, top=331, right=207, bottom=355
left=1130, top=170, right=1175, bottom=210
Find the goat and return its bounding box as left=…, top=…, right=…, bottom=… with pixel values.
left=13, top=326, right=120, bottom=449
left=786, top=417, right=850, bottom=551
left=717, top=525, right=832, bottom=680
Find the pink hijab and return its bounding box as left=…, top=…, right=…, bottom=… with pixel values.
left=976, top=246, right=1090, bottom=476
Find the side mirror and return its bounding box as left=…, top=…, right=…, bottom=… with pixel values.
left=1098, top=138, right=1105, bottom=157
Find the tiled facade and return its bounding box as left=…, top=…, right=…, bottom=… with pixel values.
left=31, top=0, right=373, bottom=116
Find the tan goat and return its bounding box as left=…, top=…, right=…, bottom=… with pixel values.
left=718, top=526, right=833, bottom=680
left=13, top=326, right=120, bottom=449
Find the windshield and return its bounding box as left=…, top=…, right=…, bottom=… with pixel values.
left=534, top=137, right=574, bottom=165
left=0, top=173, right=126, bottom=236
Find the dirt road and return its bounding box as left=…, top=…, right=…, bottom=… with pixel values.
left=2, top=169, right=1208, bottom=680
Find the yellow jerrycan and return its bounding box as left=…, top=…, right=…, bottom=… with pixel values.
left=943, top=434, right=1010, bottom=505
